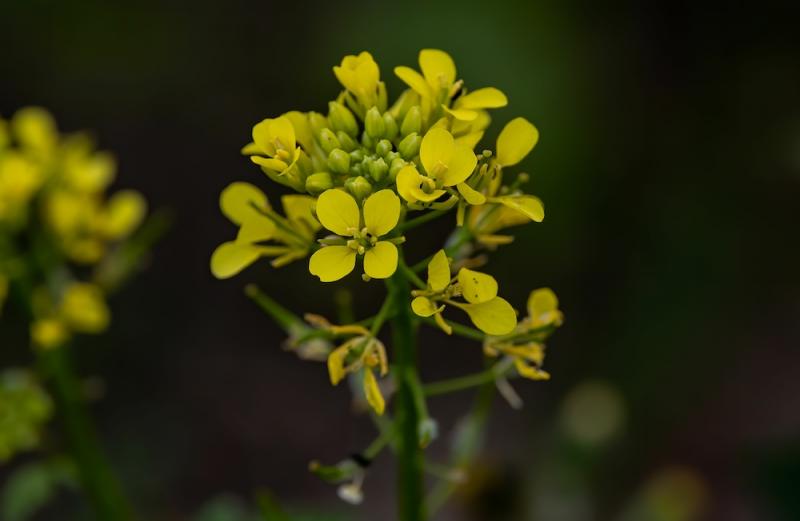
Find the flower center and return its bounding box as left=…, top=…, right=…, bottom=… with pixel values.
left=346, top=227, right=378, bottom=255
left=430, top=161, right=448, bottom=179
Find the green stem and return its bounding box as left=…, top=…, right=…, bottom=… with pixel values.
left=423, top=359, right=513, bottom=397
left=387, top=270, right=426, bottom=521
left=245, top=284, right=303, bottom=331
left=38, top=347, right=135, bottom=521
left=419, top=316, right=486, bottom=342
left=396, top=207, right=452, bottom=234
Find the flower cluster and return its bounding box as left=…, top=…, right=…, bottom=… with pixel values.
left=0, top=107, right=148, bottom=348
left=0, top=369, right=52, bottom=461
left=213, top=49, right=563, bottom=505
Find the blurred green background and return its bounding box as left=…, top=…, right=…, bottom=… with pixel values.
left=2, top=0, right=799, bottom=519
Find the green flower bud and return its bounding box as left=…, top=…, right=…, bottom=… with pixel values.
left=398, top=132, right=421, bottom=160
left=344, top=176, right=372, bottom=202
left=361, top=132, right=375, bottom=151
left=368, top=157, right=389, bottom=183
left=308, top=112, right=328, bottom=136
left=351, top=162, right=364, bottom=176
left=349, top=149, right=365, bottom=163
left=365, top=107, right=386, bottom=139
left=336, top=131, right=358, bottom=152
left=318, top=128, right=340, bottom=154
left=305, top=172, right=333, bottom=195
left=327, top=148, right=350, bottom=174
left=389, top=157, right=406, bottom=181
left=385, top=151, right=399, bottom=164
left=383, top=112, right=398, bottom=140
left=400, top=106, right=422, bottom=136
left=375, top=139, right=393, bottom=158
left=328, top=101, right=359, bottom=137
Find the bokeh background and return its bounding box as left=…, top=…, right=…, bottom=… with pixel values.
left=2, top=0, right=800, bottom=519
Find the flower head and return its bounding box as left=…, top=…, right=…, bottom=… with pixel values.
left=309, top=189, right=401, bottom=282
left=334, top=51, right=382, bottom=111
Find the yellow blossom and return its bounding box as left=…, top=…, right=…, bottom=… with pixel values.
left=411, top=250, right=517, bottom=336
left=333, top=51, right=381, bottom=109
left=309, top=189, right=401, bottom=282
left=326, top=335, right=388, bottom=415
left=211, top=182, right=320, bottom=278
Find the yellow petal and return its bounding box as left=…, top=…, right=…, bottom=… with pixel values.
left=528, top=287, right=558, bottom=318
left=443, top=106, right=478, bottom=121
left=315, top=189, right=360, bottom=236
left=309, top=245, right=356, bottom=282
left=419, top=49, right=456, bottom=89
left=394, top=66, right=431, bottom=98
left=420, top=128, right=455, bottom=178
left=457, top=183, right=486, bottom=205
left=457, top=268, right=498, bottom=304
left=252, top=116, right=296, bottom=157
left=454, top=131, right=484, bottom=150
left=281, top=194, right=321, bottom=231
left=363, top=241, right=398, bottom=279
left=236, top=215, right=275, bottom=244
left=363, top=369, right=385, bottom=415
left=492, top=195, right=545, bottom=222
left=427, top=249, right=450, bottom=292
left=12, top=106, right=57, bottom=151
left=102, top=190, right=146, bottom=239
left=411, top=296, right=442, bottom=317
left=363, top=189, right=400, bottom=236
left=456, top=87, right=508, bottom=109
left=396, top=165, right=445, bottom=203
left=514, top=358, right=550, bottom=381
left=458, top=297, right=517, bottom=335
left=60, top=283, right=110, bottom=333
left=327, top=344, right=350, bottom=385
left=440, top=143, right=477, bottom=187
left=282, top=111, right=315, bottom=152
left=496, top=117, right=539, bottom=167
left=220, top=182, right=269, bottom=226
left=241, top=142, right=260, bottom=155
left=251, top=156, right=289, bottom=172
left=210, top=241, right=265, bottom=279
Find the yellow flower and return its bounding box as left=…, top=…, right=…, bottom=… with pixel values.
left=30, top=318, right=69, bottom=349
left=333, top=52, right=381, bottom=109
left=485, top=340, right=550, bottom=381
left=60, top=283, right=110, bottom=334
left=327, top=334, right=388, bottom=415
left=11, top=107, right=58, bottom=156
left=444, top=87, right=507, bottom=122
left=0, top=152, right=43, bottom=222
left=525, top=288, right=563, bottom=329
left=245, top=116, right=308, bottom=191
left=496, top=117, right=539, bottom=168
left=395, top=49, right=457, bottom=110
left=396, top=128, right=477, bottom=205
left=411, top=250, right=517, bottom=336
left=309, top=189, right=401, bottom=282
left=211, top=182, right=320, bottom=279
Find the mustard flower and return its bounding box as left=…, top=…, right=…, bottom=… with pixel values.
left=411, top=250, right=517, bottom=336
left=309, top=189, right=402, bottom=282
left=327, top=330, right=389, bottom=415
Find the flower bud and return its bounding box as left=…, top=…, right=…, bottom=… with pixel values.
left=400, top=106, right=421, bottom=136
left=375, top=139, right=392, bottom=158
left=361, top=132, right=375, bottom=151
left=349, top=149, right=365, bottom=163
left=418, top=417, right=439, bottom=448
left=336, top=131, right=358, bottom=152
left=318, top=128, right=340, bottom=154
left=327, top=148, right=350, bottom=174
left=398, top=132, right=421, bottom=159
left=365, top=107, right=385, bottom=139
left=382, top=112, right=398, bottom=140
left=368, top=157, right=388, bottom=183
left=328, top=101, right=359, bottom=137
left=308, top=111, right=328, bottom=136
left=389, top=157, right=406, bottom=181
left=385, top=151, right=399, bottom=164
left=305, top=172, right=333, bottom=195
left=345, top=176, right=372, bottom=202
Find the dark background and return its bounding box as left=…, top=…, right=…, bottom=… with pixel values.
left=2, top=0, right=799, bottom=519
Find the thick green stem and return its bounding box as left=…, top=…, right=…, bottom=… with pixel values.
left=38, top=347, right=135, bottom=521
left=387, top=270, right=426, bottom=521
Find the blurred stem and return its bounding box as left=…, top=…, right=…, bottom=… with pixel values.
left=426, top=372, right=495, bottom=515
left=387, top=268, right=426, bottom=521
left=245, top=284, right=302, bottom=331
left=419, top=316, right=486, bottom=342
left=38, top=347, right=135, bottom=521
left=423, top=358, right=513, bottom=397
left=396, top=207, right=452, bottom=234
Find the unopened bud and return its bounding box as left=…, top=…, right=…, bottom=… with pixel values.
left=375, top=139, right=392, bottom=158
left=328, top=101, right=359, bottom=137
left=308, top=112, right=328, bottom=136
left=389, top=157, right=406, bottom=181
left=365, top=107, right=385, bottom=139
left=398, top=132, right=421, bottom=159
left=318, top=128, right=340, bottom=154
left=382, top=113, right=398, bottom=140
left=305, top=172, right=333, bottom=195
left=349, top=149, right=365, bottom=163
left=345, top=176, right=372, bottom=202
left=368, top=158, right=388, bottom=183
left=336, top=131, right=358, bottom=152
left=400, top=106, right=421, bottom=136
left=328, top=148, right=350, bottom=174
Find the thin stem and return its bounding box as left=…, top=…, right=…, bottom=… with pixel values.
left=423, top=360, right=513, bottom=397
left=38, top=347, right=135, bottom=521
left=397, top=260, right=426, bottom=290
left=419, top=316, right=485, bottom=342
left=387, top=269, right=426, bottom=521
left=396, top=207, right=452, bottom=234
left=363, top=427, right=395, bottom=461
left=245, top=284, right=302, bottom=331
left=411, top=226, right=474, bottom=273
left=369, top=295, right=395, bottom=337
